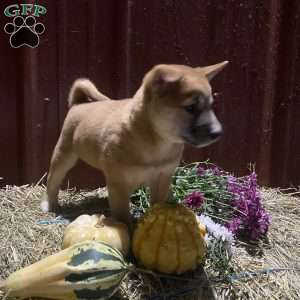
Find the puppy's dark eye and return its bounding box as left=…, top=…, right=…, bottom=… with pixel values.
left=184, top=103, right=198, bottom=114
left=213, top=92, right=221, bottom=98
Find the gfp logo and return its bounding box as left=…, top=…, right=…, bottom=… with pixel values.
left=4, top=4, right=47, bottom=48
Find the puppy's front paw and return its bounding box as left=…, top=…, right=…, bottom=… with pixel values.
left=40, top=199, right=50, bottom=213
left=41, top=194, right=61, bottom=214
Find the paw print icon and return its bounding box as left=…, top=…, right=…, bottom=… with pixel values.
left=4, top=16, right=45, bottom=48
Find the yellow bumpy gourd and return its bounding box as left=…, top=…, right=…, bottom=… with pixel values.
left=133, top=202, right=206, bottom=274
left=62, top=214, right=130, bottom=256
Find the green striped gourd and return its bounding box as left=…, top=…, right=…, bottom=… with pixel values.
left=0, top=241, right=128, bottom=300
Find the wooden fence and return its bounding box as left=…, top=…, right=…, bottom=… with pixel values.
left=0, top=0, right=299, bottom=188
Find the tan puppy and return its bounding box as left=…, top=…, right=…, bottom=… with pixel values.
left=41, top=62, right=228, bottom=225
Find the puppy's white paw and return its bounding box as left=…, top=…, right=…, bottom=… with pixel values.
left=41, top=194, right=61, bottom=213
left=41, top=198, right=50, bottom=213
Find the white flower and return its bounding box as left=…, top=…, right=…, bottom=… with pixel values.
left=196, top=215, right=235, bottom=250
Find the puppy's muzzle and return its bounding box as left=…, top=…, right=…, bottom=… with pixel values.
left=183, top=122, right=223, bottom=147
left=207, top=125, right=223, bottom=140
left=192, top=123, right=223, bottom=139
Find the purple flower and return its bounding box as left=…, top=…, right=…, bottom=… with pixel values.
left=226, top=218, right=242, bottom=234
left=226, top=172, right=271, bottom=240
left=196, top=163, right=208, bottom=176
left=210, top=166, right=225, bottom=176
left=184, top=191, right=204, bottom=209
left=197, top=166, right=206, bottom=176
left=196, top=163, right=227, bottom=177
left=243, top=203, right=271, bottom=240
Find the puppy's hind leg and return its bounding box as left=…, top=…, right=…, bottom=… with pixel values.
left=41, top=144, right=78, bottom=213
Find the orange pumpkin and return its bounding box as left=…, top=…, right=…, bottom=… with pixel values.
left=62, top=214, right=130, bottom=256
left=133, top=202, right=206, bottom=274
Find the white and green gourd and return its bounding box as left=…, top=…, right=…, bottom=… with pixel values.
left=0, top=241, right=129, bottom=300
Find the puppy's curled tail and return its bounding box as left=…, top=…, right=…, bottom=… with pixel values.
left=68, top=78, right=110, bottom=107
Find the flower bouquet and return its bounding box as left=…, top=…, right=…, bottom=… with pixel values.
left=131, top=162, right=271, bottom=277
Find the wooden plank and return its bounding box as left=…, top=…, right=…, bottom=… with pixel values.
left=270, top=1, right=300, bottom=187
left=0, top=1, right=21, bottom=186
left=56, top=0, right=107, bottom=188
left=21, top=0, right=59, bottom=184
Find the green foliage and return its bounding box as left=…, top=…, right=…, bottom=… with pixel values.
left=206, top=238, right=234, bottom=277
left=131, top=162, right=235, bottom=224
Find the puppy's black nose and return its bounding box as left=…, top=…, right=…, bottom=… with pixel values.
left=210, top=129, right=223, bottom=139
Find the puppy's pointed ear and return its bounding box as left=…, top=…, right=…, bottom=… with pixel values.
left=196, top=61, right=229, bottom=81
left=148, top=65, right=182, bottom=95
left=154, top=66, right=182, bottom=83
